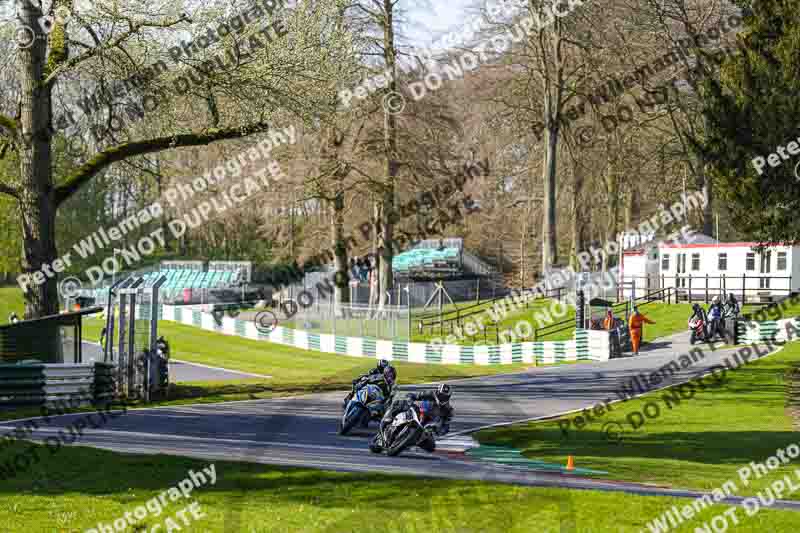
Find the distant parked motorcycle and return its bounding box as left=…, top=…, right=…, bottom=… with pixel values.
left=339, top=382, right=386, bottom=435
left=369, top=400, right=440, bottom=457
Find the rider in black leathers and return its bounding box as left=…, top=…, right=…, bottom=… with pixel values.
left=342, top=360, right=395, bottom=407
left=377, top=384, right=453, bottom=452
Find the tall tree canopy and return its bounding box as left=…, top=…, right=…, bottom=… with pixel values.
left=701, top=0, right=800, bottom=243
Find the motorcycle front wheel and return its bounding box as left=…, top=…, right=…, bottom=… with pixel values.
left=386, top=424, right=421, bottom=457
left=338, top=405, right=366, bottom=436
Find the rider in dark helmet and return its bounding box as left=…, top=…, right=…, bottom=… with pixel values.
left=690, top=302, right=706, bottom=323
left=707, top=296, right=724, bottom=340
left=343, top=359, right=395, bottom=406
left=377, top=383, right=454, bottom=452
left=724, top=293, right=740, bottom=319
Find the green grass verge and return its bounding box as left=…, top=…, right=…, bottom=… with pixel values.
left=0, top=441, right=798, bottom=532
left=79, top=316, right=529, bottom=389
left=476, top=340, right=800, bottom=498
left=0, top=287, right=530, bottom=416
left=0, top=287, right=24, bottom=325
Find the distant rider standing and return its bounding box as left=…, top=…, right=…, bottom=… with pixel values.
left=707, top=296, right=724, bottom=341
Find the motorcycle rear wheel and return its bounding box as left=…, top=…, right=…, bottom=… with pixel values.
left=369, top=434, right=383, bottom=454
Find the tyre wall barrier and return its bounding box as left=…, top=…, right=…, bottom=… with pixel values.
left=0, top=362, right=115, bottom=407
left=160, top=305, right=612, bottom=365
left=736, top=318, right=800, bottom=344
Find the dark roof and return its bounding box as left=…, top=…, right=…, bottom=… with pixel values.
left=0, top=306, right=103, bottom=330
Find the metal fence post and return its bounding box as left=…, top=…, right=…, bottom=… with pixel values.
left=742, top=273, right=746, bottom=305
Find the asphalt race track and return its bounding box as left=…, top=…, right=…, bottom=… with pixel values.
left=4, top=332, right=800, bottom=510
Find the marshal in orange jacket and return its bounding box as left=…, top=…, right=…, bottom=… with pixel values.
left=629, top=311, right=655, bottom=354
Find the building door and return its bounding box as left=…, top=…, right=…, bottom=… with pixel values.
left=677, top=253, right=687, bottom=288
left=760, top=251, right=771, bottom=289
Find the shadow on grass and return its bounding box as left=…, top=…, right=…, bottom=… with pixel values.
left=482, top=426, right=800, bottom=467
left=164, top=380, right=350, bottom=400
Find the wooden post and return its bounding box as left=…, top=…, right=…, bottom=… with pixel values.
left=688, top=275, right=692, bottom=303
left=742, top=273, right=746, bottom=305
left=705, top=274, right=709, bottom=303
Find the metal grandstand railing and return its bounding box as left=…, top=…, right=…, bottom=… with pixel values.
left=75, top=263, right=249, bottom=306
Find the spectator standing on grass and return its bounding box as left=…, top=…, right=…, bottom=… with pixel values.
left=629, top=307, right=655, bottom=355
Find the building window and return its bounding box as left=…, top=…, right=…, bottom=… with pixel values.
left=778, top=252, right=787, bottom=271
left=746, top=253, right=755, bottom=271
left=691, top=253, right=700, bottom=271
left=662, top=254, right=669, bottom=271
left=718, top=253, right=727, bottom=271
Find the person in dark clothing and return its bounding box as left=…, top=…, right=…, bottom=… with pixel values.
left=707, top=296, right=724, bottom=341
left=342, top=360, right=396, bottom=407
left=724, top=293, right=741, bottom=320
left=376, top=384, right=453, bottom=452
left=721, top=293, right=740, bottom=342
left=690, top=303, right=707, bottom=323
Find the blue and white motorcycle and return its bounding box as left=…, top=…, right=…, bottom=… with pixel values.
left=338, top=382, right=386, bottom=435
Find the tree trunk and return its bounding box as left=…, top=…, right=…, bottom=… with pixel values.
left=377, top=0, right=398, bottom=309
left=368, top=199, right=380, bottom=308
left=541, top=123, right=559, bottom=273
left=331, top=190, right=350, bottom=308
left=17, top=0, right=58, bottom=320
left=570, top=161, right=583, bottom=271
left=697, top=149, right=713, bottom=236
left=603, top=152, right=619, bottom=272
left=625, top=183, right=639, bottom=229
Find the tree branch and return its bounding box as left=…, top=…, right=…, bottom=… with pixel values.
left=0, top=182, right=19, bottom=199
left=54, top=122, right=270, bottom=206
left=0, top=113, right=19, bottom=139
left=44, top=12, right=190, bottom=86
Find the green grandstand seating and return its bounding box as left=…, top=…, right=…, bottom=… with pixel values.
left=392, top=247, right=461, bottom=272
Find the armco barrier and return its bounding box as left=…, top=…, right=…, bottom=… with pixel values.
left=161, top=305, right=612, bottom=365
left=736, top=317, right=800, bottom=344
left=0, top=362, right=115, bottom=407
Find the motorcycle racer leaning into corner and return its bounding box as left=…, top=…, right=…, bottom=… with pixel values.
left=342, top=359, right=396, bottom=407
left=375, top=383, right=454, bottom=453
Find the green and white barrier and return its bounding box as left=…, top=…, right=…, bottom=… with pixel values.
left=160, top=305, right=612, bottom=365
left=736, top=317, right=800, bottom=344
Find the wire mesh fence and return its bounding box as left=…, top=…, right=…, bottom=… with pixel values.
left=286, top=303, right=411, bottom=341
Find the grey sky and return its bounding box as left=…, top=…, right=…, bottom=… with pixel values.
left=405, top=0, right=476, bottom=47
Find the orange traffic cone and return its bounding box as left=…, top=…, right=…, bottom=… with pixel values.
left=566, top=455, right=575, bottom=471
